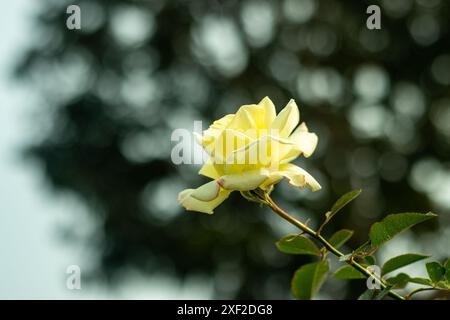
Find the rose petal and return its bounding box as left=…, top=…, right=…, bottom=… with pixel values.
left=199, top=161, right=223, bottom=179
left=279, top=122, right=318, bottom=163
left=270, top=99, right=300, bottom=138
left=278, top=163, right=321, bottom=191
left=228, top=105, right=265, bottom=134
left=190, top=180, right=221, bottom=201
left=219, top=169, right=270, bottom=191
left=258, top=96, right=276, bottom=128
left=178, top=188, right=231, bottom=214
left=227, top=134, right=295, bottom=168
left=259, top=172, right=283, bottom=190
left=201, top=114, right=235, bottom=146
left=211, top=129, right=253, bottom=164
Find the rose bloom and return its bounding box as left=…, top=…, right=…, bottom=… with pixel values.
left=179, top=97, right=321, bottom=214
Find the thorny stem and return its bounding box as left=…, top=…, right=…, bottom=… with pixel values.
left=263, top=193, right=405, bottom=301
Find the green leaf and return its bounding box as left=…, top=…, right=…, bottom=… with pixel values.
left=369, top=212, right=437, bottom=248
left=374, top=287, right=392, bottom=300
left=291, top=260, right=330, bottom=300
left=359, top=288, right=394, bottom=300
left=327, top=189, right=362, bottom=221
left=386, top=273, right=410, bottom=288
left=363, top=255, right=377, bottom=266
left=381, top=253, right=429, bottom=276
left=354, top=241, right=371, bottom=254
left=444, top=259, right=450, bottom=283
left=333, top=265, right=366, bottom=280
left=358, top=289, right=377, bottom=300
left=426, top=261, right=445, bottom=283
left=276, top=234, right=321, bottom=256
left=329, top=229, right=354, bottom=248
left=409, top=277, right=432, bottom=286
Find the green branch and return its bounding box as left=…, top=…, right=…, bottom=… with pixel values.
left=263, top=193, right=405, bottom=301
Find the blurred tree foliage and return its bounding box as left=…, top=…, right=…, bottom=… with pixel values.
left=16, top=0, right=450, bottom=298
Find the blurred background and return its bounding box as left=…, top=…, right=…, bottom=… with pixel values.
left=1, top=0, right=449, bottom=299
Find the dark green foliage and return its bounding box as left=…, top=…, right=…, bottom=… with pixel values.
left=276, top=234, right=321, bottom=256
left=369, top=213, right=436, bottom=248
left=291, top=260, right=330, bottom=300
left=381, top=254, right=429, bottom=276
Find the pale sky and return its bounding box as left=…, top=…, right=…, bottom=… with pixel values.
left=0, top=1, right=210, bottom=299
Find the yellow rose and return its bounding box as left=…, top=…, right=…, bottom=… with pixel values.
left=178, top=97, right=321, bottom=214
